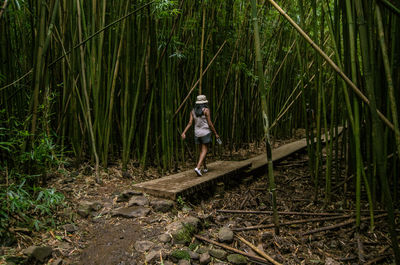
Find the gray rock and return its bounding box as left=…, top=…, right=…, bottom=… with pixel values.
left=134, top=240, right=154, bottom=252
left=62, top=224, right=77, bottom=233
left=77, top=201, right=92, bottom=217
left=145, top=250, right=163, bottom=264
left=111, top=206, right=150, bottom=218
left=163, top=261, right=174, bottom=265
left=182, top=216, right=200, bottom=228
left=166, top=216, right=200, bottom=244
left=227, top=254, right=247, bottom=264
left=178, top=260, right=191, bottom=265
left=199, top=252, right=211, bottom=264
left=22, top=246, right=53, bottom=262
left=209, top=249, right=227, bottom=259
left=151, top=199, right=174, bottom=212
left=117, top=190, right=142, bottom=202
left=188, top=250, right=199, bottom=260
left=218, top=227, right=233, bottom=243
left=128, top=196, right=149, bottom=206
left=77, top=201, right=103, bottom=217
left=158, top=233, right=171, bottom=243
left=196, top=247, right=210, bottom=254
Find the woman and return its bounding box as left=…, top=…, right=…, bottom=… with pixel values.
left=181, top=95, right=219, bottom=176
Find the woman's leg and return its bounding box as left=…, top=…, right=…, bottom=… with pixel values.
left=196, top=143, right=208, bottom=169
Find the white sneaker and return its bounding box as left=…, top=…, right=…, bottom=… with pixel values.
left=194, top=168, right=202, bottom=176
left=203, top=168, right=208, bottom=173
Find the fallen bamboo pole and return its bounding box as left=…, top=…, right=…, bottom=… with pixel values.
left=233, top=215, right=352, bottom=232
left=235, top=234, right=283, bottom=265
left=301, top=214, right=387, bottom=236
left=194, top=235, right=269, bottom=264
left=217, top=209, right=341, bottom=216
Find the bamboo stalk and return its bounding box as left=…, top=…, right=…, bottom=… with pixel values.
left=194, top=235, right=269, bottom=264
left=235, top=234, right=283, bottom=265
left=266, top=0, right=397, bottom=133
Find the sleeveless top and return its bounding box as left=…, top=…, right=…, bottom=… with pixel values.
left=192, top=108, right=211, bottom=137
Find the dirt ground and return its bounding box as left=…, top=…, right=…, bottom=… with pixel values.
left=0, top=135, right=396, bottom=264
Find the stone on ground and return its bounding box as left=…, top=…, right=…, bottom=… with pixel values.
left=209, top=248, right=227, bottom=259
left=111, top=206, right=150, bottom=218
left=117, top=190, right=141, bottom=202
left=134, top=240, right=154, bottom=252
left=62, top=224, right=77, bottom=233
left=158, top=233, right=171, bottom=243
left=199, top=252, right=211, bottom=264
left=22, top=246, right=53, bottom=262
left=166, top=216, right=200, bottom=244
left=151, top=199, right=174, bottom=212
left=128, top=196, right=149, bottom=206
left=145, top=250, right=161, bottom=264
left=227, top=254, right=247, bottom=264
left=218, top=227, right=233, bottom=243
left=178, top=259, right=191, bottom=265
left=77, top=201, right=103, bottom=217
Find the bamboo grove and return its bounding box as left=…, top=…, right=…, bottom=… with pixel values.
left=1, top=0, right=400, bottom=260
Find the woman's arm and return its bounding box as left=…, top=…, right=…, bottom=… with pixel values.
left=204, top=108, right=219, bottom=138
left=181, top=112, right=194, bottom=139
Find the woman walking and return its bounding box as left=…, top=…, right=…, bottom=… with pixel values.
left=181, top=95, right=219, bottom=176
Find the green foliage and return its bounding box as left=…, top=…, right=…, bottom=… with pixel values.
left=170, top=249, right=190, bottom=260
left=153, top=0, right=181, bottom=18
left=0, top=179, right=65, bottom=243
left=174, top=223, right=196, bottom=244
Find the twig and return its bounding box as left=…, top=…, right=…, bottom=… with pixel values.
left=301, top=214, right=387, bottom=236
left=235, top=234, right=283, bottom=265
left=364, top=254, right=391, bottom=265
left=233, top=215, right=351, bottom=232
left=218, top=209, right=341, bottom=216
left=194, top=235, right=269, bottom=264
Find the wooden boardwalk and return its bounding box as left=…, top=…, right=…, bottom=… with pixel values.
left=133, top=160, right=251, bottom=200
left=133, top=128, right=343, bottom=200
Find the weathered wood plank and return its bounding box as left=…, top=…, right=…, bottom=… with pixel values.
left=133, top=160, right=251, bottom=200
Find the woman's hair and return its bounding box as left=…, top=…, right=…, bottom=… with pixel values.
left=194, top=103, right=208, bottom=117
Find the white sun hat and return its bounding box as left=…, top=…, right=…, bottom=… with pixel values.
left=195, top=95, right=208, bottom=104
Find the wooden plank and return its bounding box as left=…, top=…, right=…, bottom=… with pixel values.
left=133, top=160, right=251, bottom=200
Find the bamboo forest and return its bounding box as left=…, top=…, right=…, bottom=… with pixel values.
left=1, top=0, right=400, bottom=264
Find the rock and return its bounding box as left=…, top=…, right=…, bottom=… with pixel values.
left=209, top=249, right=227, bottom=259
left=128, top=196, right=149, bottom=206
left=182, top=216, right=200, bottom=228
left=112, top=206, right=150, bottom=218
left=325, top=257, right=341, bottom=265
left=227, top=254, right=247, bottom=264
left=145, top=250, right=159, bottom=264
left=50, top=258, right=63, bottom=265
left=134, top=240, right=154, bottom=252
left=77, top=201, right=92, bottom=217
left=163, top=261, right=174, bottom=265
left=158, top=234, right=171, bottom=243
left=196, top=247, right=209, bottom=254
left=218, top=227, right=233, bottom=243
left=151, top=199, right=174, bottom=212
left=199, top=252, right=211, bottom=264
left=77, top=201, right=103, bottom=217
left=22, top=246, right=53, bottom=262
left=178, top=260, right=191, bottom=265
left=166, top=216, right=200, bottom=244
left=188, top=250, right=199, bottom=260
left=62, top=224, right=77, bottom=233
left=117, top=190, right=142, bottom=202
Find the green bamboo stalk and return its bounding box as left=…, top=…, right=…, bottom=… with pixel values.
left=251, top=0, right=279, bottom=235
left=354, top=0, right=400, bottom=261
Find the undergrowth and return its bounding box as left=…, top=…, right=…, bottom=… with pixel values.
left=0, top=110, right=66, bottom=246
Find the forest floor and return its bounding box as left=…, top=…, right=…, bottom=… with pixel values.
left=0, top=131, right=396, bottom=265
